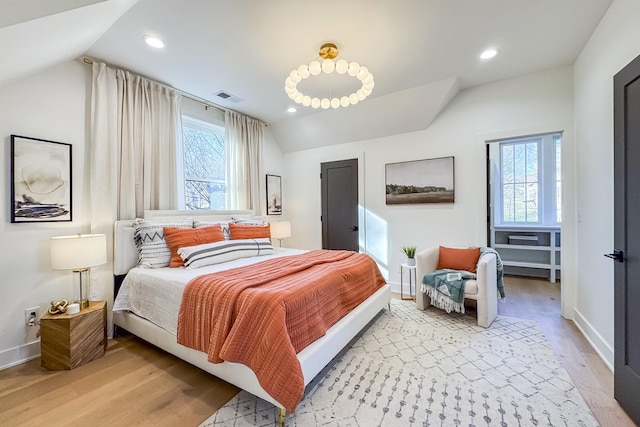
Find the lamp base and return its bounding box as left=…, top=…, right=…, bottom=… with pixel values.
left=76, top=299, right=89, bottom=309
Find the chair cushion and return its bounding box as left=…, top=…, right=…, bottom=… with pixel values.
left=463, top=279, right=478, bottom=296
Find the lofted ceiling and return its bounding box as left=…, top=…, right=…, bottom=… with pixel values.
left=1, top=0, right=613, bottom=152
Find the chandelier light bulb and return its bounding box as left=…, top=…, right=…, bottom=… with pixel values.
left=357, top=66, right=369, bottom=80
left=335, top=59, right=349, bottom=74
left=298, top=64, right=310, bottom=79
left=348, top=62, right=360, bottom=76
left=322, top=59, right=335, bottom=74
left=309, top=61, right=321, bottom=76
left=285, top=78, right=295, bottom=89
left=286, top=44, right=374, bottom=109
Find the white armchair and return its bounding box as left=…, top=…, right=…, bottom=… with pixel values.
left=415, top=246, right=498, bottom=328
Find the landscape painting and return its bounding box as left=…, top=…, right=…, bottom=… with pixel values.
left=11, top=135, right=72, bottom=222
left=385, top=156, right=454, bottom=204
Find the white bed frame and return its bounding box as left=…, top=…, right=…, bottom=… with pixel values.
left=113, top=210, right=391, bottom=416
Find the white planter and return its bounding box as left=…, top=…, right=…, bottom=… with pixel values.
left=407, top=258, right=416, bottom=266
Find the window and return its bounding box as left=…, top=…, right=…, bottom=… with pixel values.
left=181, top=116, right=226, bottom=210
left=492, top=133, right=561, bottom=226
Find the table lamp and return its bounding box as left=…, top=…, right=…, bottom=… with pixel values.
left=270, top=221, right=291, bottom=247
left=50, top=233, right=107, bottom=309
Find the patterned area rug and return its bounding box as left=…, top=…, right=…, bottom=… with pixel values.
left=200, top=300, right=599, bottom=426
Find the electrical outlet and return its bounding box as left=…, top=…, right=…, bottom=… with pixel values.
left=25, top=306, right=39, bottom=326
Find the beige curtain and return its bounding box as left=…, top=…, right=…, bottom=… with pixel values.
left=225, top=110, right=264, bottom=213
left=89, top=61, right=181, bottom=332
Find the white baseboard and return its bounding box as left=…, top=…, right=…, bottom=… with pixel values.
left=572, top=308, right=614, bottom=372
left=0, top=340, right=40, bottom=371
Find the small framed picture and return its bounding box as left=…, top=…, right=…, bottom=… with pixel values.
left=10, top=135, right=72, bottom=223
left=266, top=174, right=282, bottom=215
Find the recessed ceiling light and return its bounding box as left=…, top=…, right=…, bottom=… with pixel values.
left=480, top=48, right=498, bottom=60
left=144, top=35, right=165, bottom=49
left=287, top=107, right=297, bottom=113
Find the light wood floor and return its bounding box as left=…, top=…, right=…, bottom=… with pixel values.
left=0, top=276, right=636, bottom=426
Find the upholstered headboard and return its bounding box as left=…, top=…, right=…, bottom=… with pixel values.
left=113, top=209, right=255, bottom=275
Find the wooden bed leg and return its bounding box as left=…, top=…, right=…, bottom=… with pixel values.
left=277, top=407, right=286, bottom=426
left=388, top=301, right=391, bottom=311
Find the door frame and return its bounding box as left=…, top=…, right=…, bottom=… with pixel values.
left=477, top=123, right=576, bottom=319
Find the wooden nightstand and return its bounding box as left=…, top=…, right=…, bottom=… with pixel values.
left=40, top=300, right=107, bottom=370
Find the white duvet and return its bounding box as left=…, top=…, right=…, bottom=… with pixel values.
left=113, top=247, right=305, bottom=334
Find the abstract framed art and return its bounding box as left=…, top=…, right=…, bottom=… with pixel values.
left=385, top=156, right=454, bottom=204
left=266, top=174, right=282, bottom=215
left=10, top=135, right=72, bottom=222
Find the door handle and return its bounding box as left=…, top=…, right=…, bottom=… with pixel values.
left=604, top=249, right=624, bottom=262
left=349, top=226, right=359, bottom=231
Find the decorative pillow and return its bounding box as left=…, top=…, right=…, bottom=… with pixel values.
left=133, top=218, right=193, bottom=268
left=193, top=220, right=231, bottom=240
left=178, top=238, right=274, bottom=269
left=437, top=246, right=481, bottom=273
left=164, top=225, right=225, bottom=267
left=232, top=217, right=266, bottom=225
left=229, top=222, right=271, bottom=240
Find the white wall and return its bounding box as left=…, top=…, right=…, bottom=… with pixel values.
left=572, top=0, right=640, bottom=370
left=0, top=60, right=90, bottom=368
left=262, top=126, right=286, bottom=220
left=285, top=67, right=574, bottom=294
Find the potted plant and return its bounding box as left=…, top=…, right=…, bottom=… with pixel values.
left=401, top=246, right=417, bottom=266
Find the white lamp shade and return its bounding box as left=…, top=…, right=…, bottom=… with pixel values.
left=270, top=221, right=291, bottom=240
left=50, top=234, right=107, bottom=270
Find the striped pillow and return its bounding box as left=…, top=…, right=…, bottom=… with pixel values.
left=193, top=220, right=231, bottom=240
left=178, top=238, right=274, bottom=269
left=229, top=223, right=271, bottom=240
left=133, top=218, right=193, bottom=268
left=164, top=225, right=225, bottom=267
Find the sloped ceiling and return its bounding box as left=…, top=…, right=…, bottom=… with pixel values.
left=0, top=0, right=613, bottom=152
left=0, top=0, right=137, bottom=86
left=270, top=77, right=460, bottom=153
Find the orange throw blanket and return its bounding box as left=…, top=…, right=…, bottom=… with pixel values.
left=177, top=250, right=386, bottom=412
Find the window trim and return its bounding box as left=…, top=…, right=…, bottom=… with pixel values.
left=492, top=132, right=562, bottom=227
left=179, top=115, right=226, bottom=210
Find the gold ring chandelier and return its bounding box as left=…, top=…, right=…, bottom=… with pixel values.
left=285, top=43, right=375, bottom=109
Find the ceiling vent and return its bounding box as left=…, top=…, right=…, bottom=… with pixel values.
left=214, top=90, right=243, bottom=103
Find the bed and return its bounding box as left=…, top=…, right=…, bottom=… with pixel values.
left=112, top=210, right=391, bottom=423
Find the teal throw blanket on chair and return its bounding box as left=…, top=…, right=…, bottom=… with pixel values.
left=422, top=270, right=476, bottom=314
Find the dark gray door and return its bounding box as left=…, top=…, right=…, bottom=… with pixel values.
left=612, top=53, right=640, bottom=425
left=321, top=159, right=358, bottom=251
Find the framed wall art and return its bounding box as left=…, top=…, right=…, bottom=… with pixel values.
left=385, top=156, right=454, bottom=205
left=266, top=174, right=282, bottom=215
left=10, top=135, right=72, bottom=222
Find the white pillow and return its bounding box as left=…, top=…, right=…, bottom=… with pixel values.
left=193, top=220, right=230, bottom=239
left=232, top=217, right=266, bottom=225
left=133, top=218, right=193, bottom=268
left=178, top=238, right=274, bottom=269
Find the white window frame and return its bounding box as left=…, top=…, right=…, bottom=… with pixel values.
left=179, top=115, right=226, bottom=210
left=491, top=133, right=562, bottom=226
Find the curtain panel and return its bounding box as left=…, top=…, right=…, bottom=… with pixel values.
left=89, top=61, right=181, bottom=332
left=225, top=110, right=264, bottom=214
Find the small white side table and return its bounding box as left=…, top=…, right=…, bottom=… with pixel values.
left=400, top=263, right=417, bottom=300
